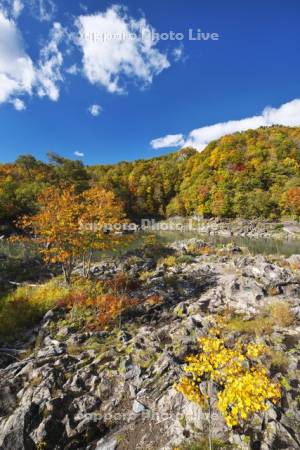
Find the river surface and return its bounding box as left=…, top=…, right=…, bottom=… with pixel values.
left=125, top=230, right=300, bottom=257
left=1, top=231, right=300, bottom=261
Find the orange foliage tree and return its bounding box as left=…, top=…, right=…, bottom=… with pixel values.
left=282, top=187, right=300, bottom=218
left=18, top=185, right=128, bottom=284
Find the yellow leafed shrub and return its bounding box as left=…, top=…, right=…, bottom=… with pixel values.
left=176, top=332, right=281, bottom=429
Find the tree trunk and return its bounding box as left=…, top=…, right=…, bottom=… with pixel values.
left=208, top=380, right=213, bottom=450
left=62, top=261, right=73, bottom=285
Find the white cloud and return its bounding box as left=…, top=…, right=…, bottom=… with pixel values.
left=12, top=97, right=26, bottom=110
left=66, top=64, right=79, bottom=75
left=0, top=8, right=66, bottom=107
left=172, top=44, right=185, bottom=62
left=0, top=10, right=36, bottom=103
left=29, top=0, right=56, bottom=22
left=0, top=4, right=175, bottom=107
left=151, top=133, right=185, bottom=149
left=186, top=99, right=300, bottom=150
left=1, top=0, right=55, bottom=21
left=0, top=0, right=23, bottom=18
left=36, top=22, right=65, bottom=101
left=88, top=104, right=102, bottom=116
left=76, top=5, right=170, bottom=94
left=151, top=98, right=300, bottom=151
left=74, top=151, right=84, bottom=157
left=12, top=0, right=23, bottom=18
left=185, top=116, right=264, bottom=150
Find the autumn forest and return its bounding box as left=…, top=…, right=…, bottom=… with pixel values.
left=1, top=126, right=300, bottom=231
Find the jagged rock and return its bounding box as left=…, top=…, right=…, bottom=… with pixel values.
left=132, top=399, right=146, bottom=414
left=95, top=437, right=118, bottom=450
left=1, top=240, right=300, bottom=449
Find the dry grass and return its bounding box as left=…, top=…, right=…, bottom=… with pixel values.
left=224, top=315, right=274, bottom=336
left=0, top=278, right=69, bottom=339
left=268, top=349, right=289, bottom=374
left=187, top=244, right=215, bottom=256
left=264, top=301, right=295, bottom=328
left=223, top=300, right=295, bottom=337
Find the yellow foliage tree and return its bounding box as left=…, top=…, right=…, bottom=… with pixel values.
left=80, top=185, right=128, bottom=276
left=18, top=185, right=128, bottom=284
left=176, top=333, right=281, bottom=450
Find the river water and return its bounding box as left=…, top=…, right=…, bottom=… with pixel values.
left=137, top=231, right=300, bottom=257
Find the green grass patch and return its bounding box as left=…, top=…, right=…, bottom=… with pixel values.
left=0, top=278, right=68, bottom=340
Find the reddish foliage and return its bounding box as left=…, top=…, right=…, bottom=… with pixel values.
left=284, top=187, right=300, bottom=215
left=232, top=163, right=246, bottom=172
left=104, top=272, right=139, bottom=293
left=198, top=186, right=210, bottom=202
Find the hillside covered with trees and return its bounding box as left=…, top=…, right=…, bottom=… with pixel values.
left=1, top=126, right=300, bottom=229
left=167, top=126, right=300, bottom=219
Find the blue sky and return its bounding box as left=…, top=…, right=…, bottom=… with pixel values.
left=0, top=0, right=300, bottom=164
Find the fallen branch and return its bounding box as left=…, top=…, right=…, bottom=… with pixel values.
left=8, top=281, right=39, bottom=287
left=0, top=349, right=21, bottom=361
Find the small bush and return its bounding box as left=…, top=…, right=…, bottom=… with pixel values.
left=158, top=255, right=177, bottom=267
left=146, top=294, right=163, bottom=305
left=225, top=315, right=274, bottom=336
left=265, top=301, right=295, bottom=328
left=104, top=272, right=139, bottom=294
left=177, top=255, right=194, bottom=264
left=57, top=278, right=106, bottom=307
left=58, top=285, right=139, bottom=329
left=139, top=270, right=155, bottom=282
left=224, top=300, right=295, bottom=336
left=187, top=244, right=215, bottom=256
left=93, top=294, right=138, bottom=328
left=268, top=350, right=289, bottom=374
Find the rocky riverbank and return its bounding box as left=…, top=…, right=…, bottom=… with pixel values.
left=156, top=217, right=300, bottom=240
left=1, top=239, right=300, bottom=449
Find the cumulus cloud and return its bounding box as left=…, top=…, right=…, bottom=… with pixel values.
left=12, top=97, right=26, bottom=110
left=0, top=10, right=36, bottom=103
left=0, top=6, right=66, bottom=107
left=74, top=151, right=84, bottom=157
left=76, top=5, right=170, bottom=94
left=151, top=98, right=300, bottom=151
left=88, top=104, right=102, bottom=116
left=151, top=133, right=185, bottom=149
left=185, top=116, right=264, bottom=150
left=36, top=22, right=66, bottom=101
left=0, top=3, right=176, bottom=107
left=186, top=99, right=300, bottom=150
